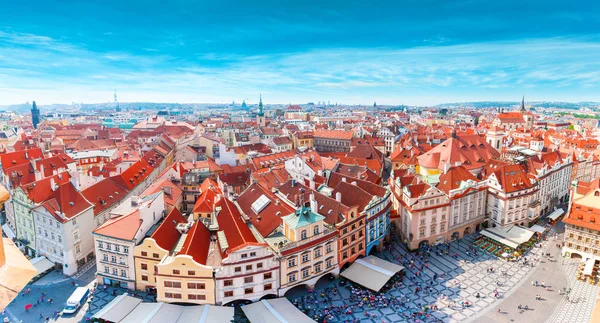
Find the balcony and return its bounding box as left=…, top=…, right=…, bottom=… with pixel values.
left=279, top=227, right=336, bottom=253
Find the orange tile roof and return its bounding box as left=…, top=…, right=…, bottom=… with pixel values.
left=81, top=178, right=129, bottom=216
left=237, top=182, right=294, bottom=237
left=94, top=210, right=141, bottom=240
left=0, top=148, right=43, bottom=169
left=313, top=129, right=353, bottom=140
left=490, top=164, right=532, bottom=193
left=40, top=183, right=93, bottom=223
left=217, top=198, right=258, bottom=256
left=142, top=177, right=182, bottom=208
left=436, top=165, right=479, bottom=194
left=418, top=134, right=499, bottom=171
left=22, top=172, right=71, bottom=203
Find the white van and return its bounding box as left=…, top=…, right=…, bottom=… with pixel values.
left=63, top=287, right=90, bottom=314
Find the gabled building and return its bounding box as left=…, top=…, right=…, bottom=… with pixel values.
left=33, top=182, right=95, bottom=276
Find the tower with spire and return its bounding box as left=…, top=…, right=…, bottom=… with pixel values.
left=256, top=94, right=266, bottom=127
left=520, top=95, right=526, bottom=112
left=31, top=101, right=40, bottom=129
left=114, top=89, right=121, bottom=112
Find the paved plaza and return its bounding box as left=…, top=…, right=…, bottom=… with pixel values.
left=3, top=221, right=599, bottom=323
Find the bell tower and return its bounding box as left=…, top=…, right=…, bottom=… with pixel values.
left=256, top=95, right=266, bottom=127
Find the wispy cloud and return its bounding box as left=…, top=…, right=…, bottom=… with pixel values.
left=1, top=27, right=600, bottom=105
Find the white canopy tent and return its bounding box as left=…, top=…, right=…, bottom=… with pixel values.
left=340, top=255, right=404, bottom=292
left=547, top=208, right=565, bottom=221
left=242, top=298, right=314, bottom=323
left=480, top=225, right=536, bottom=250
left=583, top=258, right=596, bottom=276
left=529, top=224, right=547, bottom=234
left=92, top=294, right=234, bottom=323
left=30, top=256, right=54, bottom=275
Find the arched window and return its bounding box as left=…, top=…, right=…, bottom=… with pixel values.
left=301, top=230, right=307, bottom=240
left=313, top=225, right=320, bottom=235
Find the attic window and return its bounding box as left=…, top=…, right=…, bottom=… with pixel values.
left=69, top=202, right=75, bottom=206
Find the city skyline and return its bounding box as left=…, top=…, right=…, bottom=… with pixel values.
left=1, top=1, right=600, bottom=105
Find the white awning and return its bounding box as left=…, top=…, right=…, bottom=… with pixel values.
left=529, top=224, right=547, bottom=234
left=480, top=225, right=536, bottom=249
left=92, top=295, right=234, bottom=323
left=30, top=256, right=54, bottom=275
left=242, top=298, right=314, bottom=323
left=547, top=208, right=565, bottom=221
left=583, top=258, right=596, bottom=276
left=92, top=294, right=142, bottom=322
left=2, top=224, right=15, bottom=240
left=340, top=255, right=404, bottom=292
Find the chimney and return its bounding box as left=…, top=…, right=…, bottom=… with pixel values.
left=70, top=174, right=80, bottom=191
left=317, top=170, right=323, bottom=177
left=309, top=180, right=316, bottom=190
left=309, top=193, right=318, bottom=213
left=443, top=163, right=451, bottom=174
left=40, top=164, right=45, bottom=178
left=163, top=186, right=172, bottom=196
left=131, top=196, right=139, bottom=206
left=50, top=177, right=57, bottom=191
left=342, top=177, right=346, bottom=183
left=335, top=192, right=342, bottom=203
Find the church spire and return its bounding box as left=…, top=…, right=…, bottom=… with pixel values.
left=520, top=95, right=526, bottom=112
left=258, top=94, right=264, bottom=117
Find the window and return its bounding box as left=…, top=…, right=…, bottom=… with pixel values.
left=244, top=277, right=253, bottom=284
left=188, top=282, right=205, bottom=289
left=301, top=230, right=307, bottom=240
left=256, top=262, right=263, bottom=269
left=153, top=253, right=159, bottom=258
left=173, top=282, right=181, bottom=288
left=141, top=275, right=148, bottom=281
left=164, top=281, right=173, bottom=287
left=75, top=246, right=81, bottom=254
left=326, top=243, right=332, bottom=253
left=264, top=283, right=272, bottom=290
left=113, top=268, right=118, bottom=275
left=241, top=253, right=248, bottom=259
left=302, top=253, right=310, bottom=263
left=98, top=241, right=103, bottom=249
left=250, top=252, right=256, bottom=257
left=173, top=293, right=182, bottom=299
left=104, top=266, right=109, bottom=273
left=246, top=264, right=252, bottom=271
left=288, top=273, right=296, bottom=283
left=288, top=258, right=296, bottom=268
left=173, top=269, right=180, bottom=275
left=111, top=255, right=116, bottom=263
left=141, top=251, right=147, bottom=257
left=244, top=287, right=253, bottom=294
left=188, top=270, right=195, bottom=275
left=234, top=267, right=241, bottom=273
left=141, top=263, right=148, bottom=270
left=224, top=291, right=234, bottom=297
left=313, top=226, right=320, bottom=235
left=115, top=245, right=120, bottom=252
left=120, top=269, right=126, bottom=277
left=326, top=258, right=333, bottom=268
left=302, top=268, right=310, bottom=278
left=264, top=272, right=272, bottom=280
left=73, top=231, right=79, bottom=241
left=315, top=263, right=322, bottom=273
left=123, top=246, right=129, bottom=253
left=224, top=280, right=233, bottom=286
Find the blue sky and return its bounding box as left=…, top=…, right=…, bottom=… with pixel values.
left=1, top=0, right=600, bottom=105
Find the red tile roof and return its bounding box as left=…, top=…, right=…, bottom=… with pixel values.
left=142, top=177, right=182, bottom=208
left=81, top=178, right=129, bottom=216
left=489, top=164, right=532, bottom=193
left=313, top=129, right=353, bottom=140
left=179, top=220, right=211, bottom=265
left=0, top=148, right=43, bottom=169
left=436, top=165, right=479, bottom=194
left=418, top=134, right=499, bottom=171
left=40, top=183, right=93, bottom=222
left=237, top=182, right=294, bottom=237
left=150, top=208, right=186, bottom=251
left=217, top=198, right=258, bottom=256
left=22, top=172, right=71, bottom=203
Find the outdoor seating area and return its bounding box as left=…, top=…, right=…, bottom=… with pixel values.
left=547, top=208, right=565, bottom=225
left=576, top=258, right=600, bottom=286
left=474, top=226, right=539, bottom=260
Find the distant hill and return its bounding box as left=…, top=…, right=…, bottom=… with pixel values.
left=435, top=101, right=600, bottom=109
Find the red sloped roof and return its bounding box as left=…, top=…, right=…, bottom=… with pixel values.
left=142, top=177, right=182, bottom=208
left=179, top=220, right=211, bottom=265
left=332, top=181, right=374, bottom=211
left=436, top=165, right=479, bottom=194
left=151, top=208, right=186, bottom=251
left=23, top=172, right=71, bottom=203
left=237, top=182, right=294, bottom=237
left=313, top=129, right=353, bottom=140
left=41, top=183, right=93, bottom=222
left=193, top=186, right=220, bottom=213
left=81, top=178, right=129, bottom=216
left=491, top=164, right=532, bottom=193
left=0, top=148, right=43, bottom=168
left=217, top=198, right=258, bottom=256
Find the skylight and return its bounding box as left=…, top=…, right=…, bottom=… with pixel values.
left=251, top=194, right=271, bottom=214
